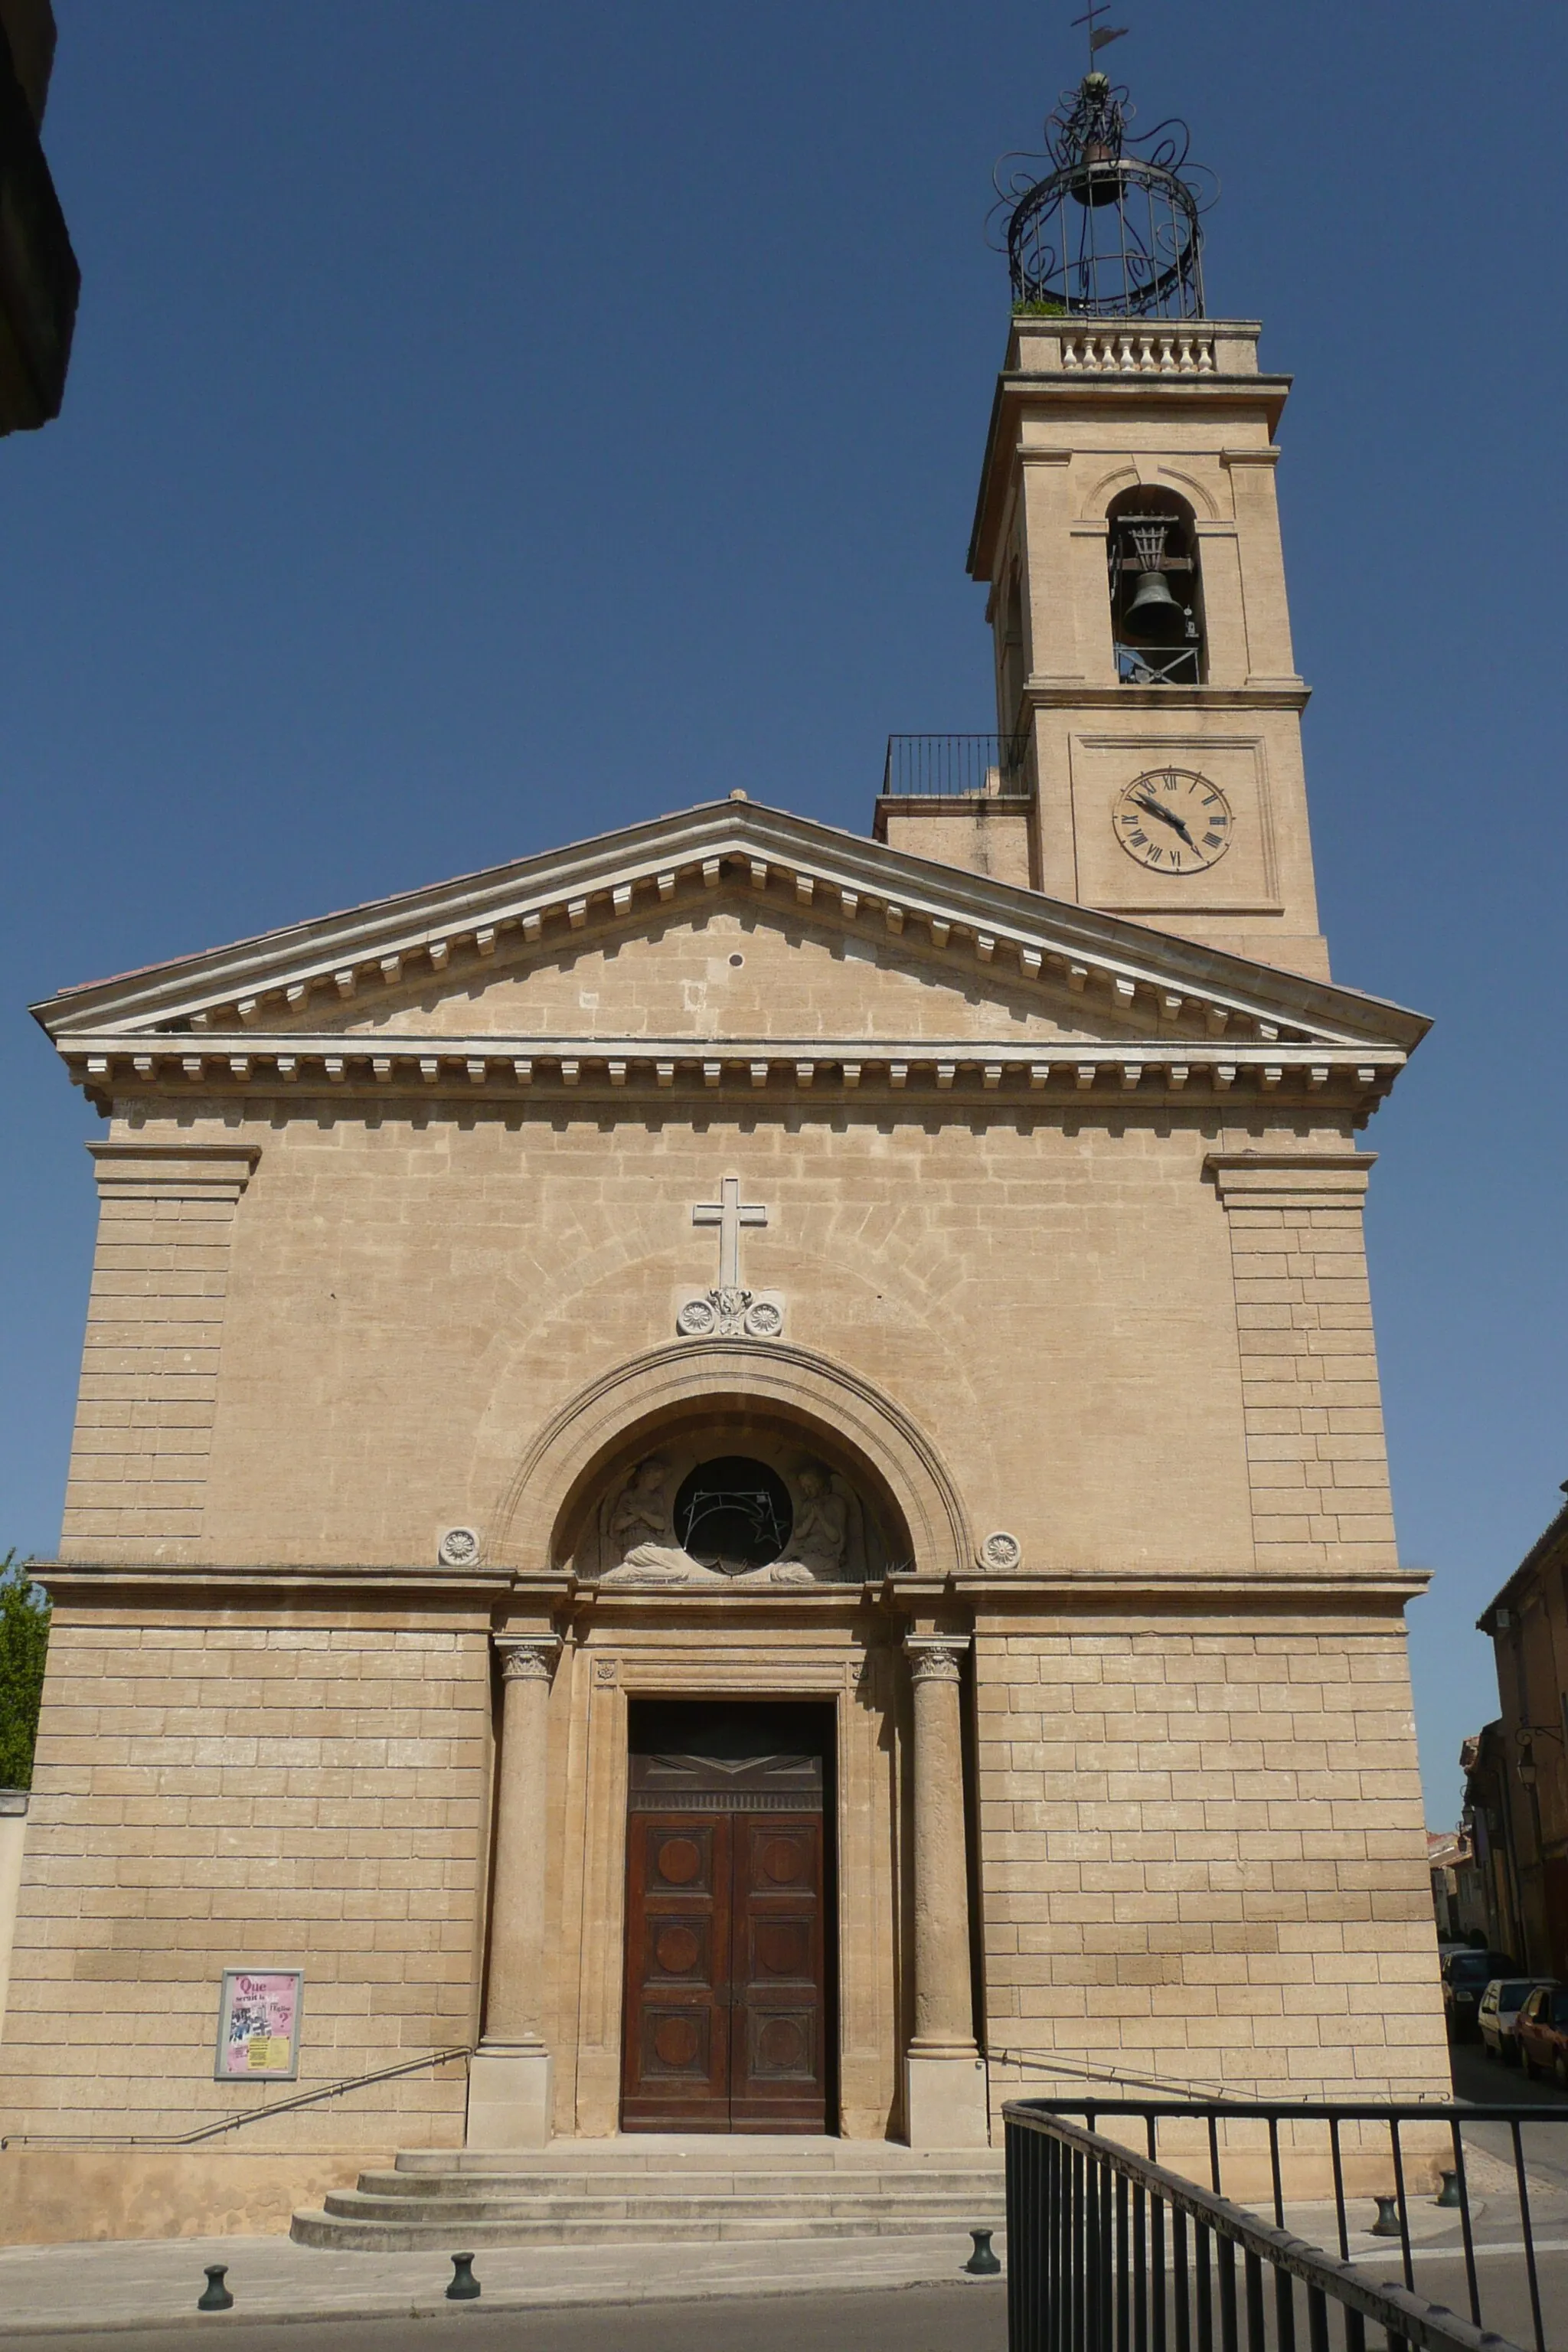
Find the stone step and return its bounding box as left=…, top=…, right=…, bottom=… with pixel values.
left=322, top=2187, right=1007, bottom=2224
left=390, top=2141, right=1004, bottom=2176
left=291, top=2135, right=1008, bottom=2251
left=291, top=2205, right=1004, bottom=2252
left=354, top=2167, right=1002, bottom=2201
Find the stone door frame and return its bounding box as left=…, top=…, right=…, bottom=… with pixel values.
left=480, top=1343, right=983, bottom=2147
left=545, top=1615, right=905, bottom=2141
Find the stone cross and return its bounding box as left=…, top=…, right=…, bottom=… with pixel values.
left=693, top=1176, right=767, bottom=1290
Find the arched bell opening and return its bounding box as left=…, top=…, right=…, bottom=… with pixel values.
left=1107, top=484, right=1206, bottom=685
left=549, top=1398, right=915, bottom=1586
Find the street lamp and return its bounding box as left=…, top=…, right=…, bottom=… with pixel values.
left=1516, top=1725, right=1563, bottom=1788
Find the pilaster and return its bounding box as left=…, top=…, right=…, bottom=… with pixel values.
left=1207, top=1152, right=1396, bottom=1575
left=60, top=1142, right=260, bottom=1560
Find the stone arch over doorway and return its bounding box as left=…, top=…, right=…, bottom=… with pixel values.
left=489, top=1337, right=973, bottom=1581
left=475, top=1340, right=985, bottom=2151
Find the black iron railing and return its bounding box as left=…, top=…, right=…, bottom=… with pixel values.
left=0, top=2045, right=474, bottom=2151
left=1007, top=2096, right=1568, bottom=2352
left=880, top=735, right=1031, bottom=798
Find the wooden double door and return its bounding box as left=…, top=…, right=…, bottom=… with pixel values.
left=621, top=1744, right=828, bottom=2132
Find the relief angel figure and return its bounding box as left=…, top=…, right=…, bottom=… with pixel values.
left=771, top=1464, right=852, bottom=1582
left=601, top=1459, right=724, bottom=1585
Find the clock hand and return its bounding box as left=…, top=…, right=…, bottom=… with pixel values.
left=1131, top=792, right=1197, bottom=848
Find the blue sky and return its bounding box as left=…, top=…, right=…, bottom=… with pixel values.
left=5, top=2, right=1565, bottom=1818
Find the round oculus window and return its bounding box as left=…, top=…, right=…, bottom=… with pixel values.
left=674, top=1455, right=793, bottom=1570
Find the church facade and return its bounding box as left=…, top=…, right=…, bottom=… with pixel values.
left=2, top=282, right=1450, bottom=2235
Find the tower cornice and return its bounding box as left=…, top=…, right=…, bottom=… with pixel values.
left=1021, top=681, right=1310, bottom=715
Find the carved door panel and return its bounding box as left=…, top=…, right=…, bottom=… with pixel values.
left=620, top=1813, right=731, bottom=2130
left=729, top=1813, right=826, bottom=2131
left=622, top=1747, right=828, bottom=2133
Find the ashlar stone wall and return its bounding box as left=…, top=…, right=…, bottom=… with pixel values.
left=976, top=1615, right=1447, bottom=2102
left=0, top=1607, right=490, bottom=2148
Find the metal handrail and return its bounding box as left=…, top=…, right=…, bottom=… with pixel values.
left=988, top=2043, right=1232, bottom=2101
left=1006, top=2105, right=1524, bottom=2352
left=1021, top=2092, right=1568, bottom=2124
left=1011, top=2092, right=1568, bottom=2352
left=880, top=735, right=1031, bottom=798
left=0, top=2043, right=474, bottom=2151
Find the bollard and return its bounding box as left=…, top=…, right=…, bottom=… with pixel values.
left=1436, top=2170, right=1462, bottom=2209
left=197, top=2265, right=234, bottom=2312
left=447, top=2252, right=482, bottom=2301
left=964, top=2226, right=1002, bottom=2276
left=1370, top=2195, right=1402, bottom=2237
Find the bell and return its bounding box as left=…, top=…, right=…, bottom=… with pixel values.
left=1123, top=566, right=1187, bottom=644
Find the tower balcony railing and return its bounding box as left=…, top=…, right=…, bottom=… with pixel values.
left=1116, top=639, right=1202, bottom=686
left=880, top=735, right=1031, bottom=799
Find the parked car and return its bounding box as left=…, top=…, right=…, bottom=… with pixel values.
left=1442, top=1948, right=1516, bottom=2040
left=1479, top=1978, right=1552, bottom=2063
left=1516, top=1983, right=1568, bottom=2083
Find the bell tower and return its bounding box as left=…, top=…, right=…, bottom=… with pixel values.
left=965, top=64, right=1328, bottom=980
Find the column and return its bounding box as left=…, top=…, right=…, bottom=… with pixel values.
left=466, top=1635, right=559, bottom=2149
left=903, top=1636, right=989, bottom=2148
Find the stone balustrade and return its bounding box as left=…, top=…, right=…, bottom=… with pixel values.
left=1059, top=328, right=1216, bottom=375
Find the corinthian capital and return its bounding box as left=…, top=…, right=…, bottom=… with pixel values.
left=495, top=1635, right=560, bottom=1683
left=904, top=1636, right=967, bottom=1685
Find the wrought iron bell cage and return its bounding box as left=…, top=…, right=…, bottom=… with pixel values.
left=993, top=70, right=1214, bottom=320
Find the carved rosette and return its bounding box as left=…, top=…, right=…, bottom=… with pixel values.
left=438, top=1524, right=481, bottom=1566
left=495, top=1638, right=560, bottom=1683
left=675, top=1286, right=786, bottom=1341
left=978, top=1530, right=1023, bottom=1573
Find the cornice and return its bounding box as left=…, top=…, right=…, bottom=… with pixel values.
left=1204, top=1148, right=1377, bottom=1204
left=957, top=1567, right=1429, bottom=1607
left=1478, top=1496, right=1568, bottom=1632
left=30, top=1558, right=1428, bottom=1616
left=87, top=1138, right=260, bottom=1199
left=33, top=1560, right=520, bottom=1607
left=1022, top=682, right=1312, bottom=714
left=31, top=802, right=1427, bottom=1060
left=68, top=1032, right=1410, bottom=1117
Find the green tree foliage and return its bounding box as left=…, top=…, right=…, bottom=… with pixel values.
left=0, top=1553, right=51, bottom=1791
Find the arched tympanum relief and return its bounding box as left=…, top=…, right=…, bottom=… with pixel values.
left=570, top=1417, right=900, bottom=1586
left=491, top=1338, right=972, bottom=1582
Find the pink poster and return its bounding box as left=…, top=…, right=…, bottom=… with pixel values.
left=215, top=1968, right=303, bottom=2079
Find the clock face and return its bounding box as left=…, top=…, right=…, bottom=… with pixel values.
left=1112, top=768, right=1233, bottom=874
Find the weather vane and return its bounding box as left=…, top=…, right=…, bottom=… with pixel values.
left=1070, top=0, right=1129, bottom=69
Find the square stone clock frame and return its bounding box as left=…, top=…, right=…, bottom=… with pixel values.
left=1068, top=730, right=1282, bottom=916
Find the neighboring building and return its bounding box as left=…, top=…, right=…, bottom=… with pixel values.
left=0, top=0, right=78, bottom=433
left=1475, top=1489, right=1568, bottom=1978
left=0, top=64, right=1449, bottom=2241
left=1426, top=1827, right=1487, bottom=1948
left=1459, top=1723, right=1526, bottom=1962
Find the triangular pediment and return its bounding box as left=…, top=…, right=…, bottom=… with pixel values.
left=34, top=799, right=1426, bottom=1110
